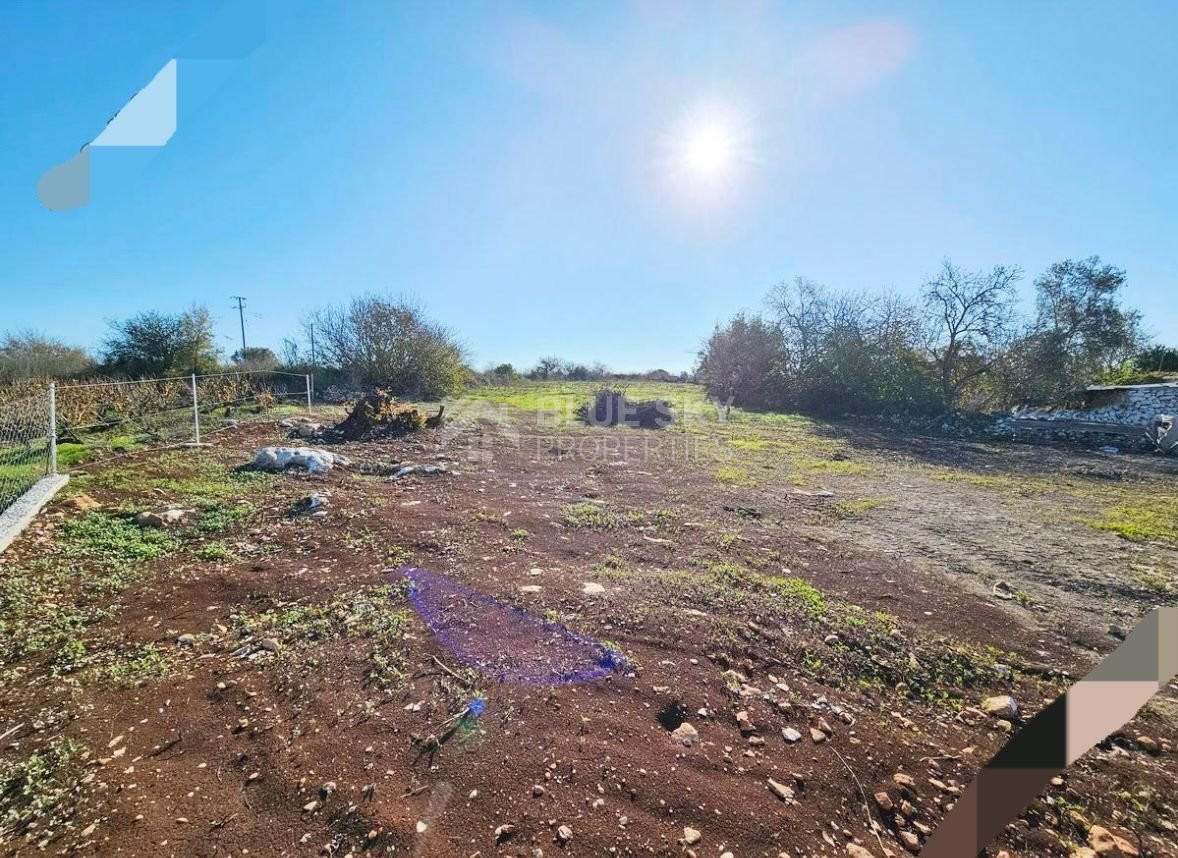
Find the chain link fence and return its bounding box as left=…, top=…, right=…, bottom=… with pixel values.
left=53, top=371, right=311, bottom=446
left=0, top=389, right=53, bottom=517
left=0, top=371, right=313, bottom=521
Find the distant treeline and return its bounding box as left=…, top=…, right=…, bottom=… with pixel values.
left=3, top=262, right=1174, bottom=415
left=0, top=296, right=693, bottom=403
left=697, top=257, right=1177, bottom=416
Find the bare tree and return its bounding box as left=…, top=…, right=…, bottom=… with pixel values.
left=0, top=330, right=93, bottom=382
left=309, top=296, right=467, bottom=398
left=530, top=356, right=563, bottom=380
left=921, top=261, right=1021, bottom=411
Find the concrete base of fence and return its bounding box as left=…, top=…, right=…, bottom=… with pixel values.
left=0, top=475, right=69, bottom=555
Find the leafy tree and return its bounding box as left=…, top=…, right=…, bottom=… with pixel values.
left=309, top=296, right=467, bottom=398
left=1016, top=257, right=1144, bottom=400
left=102, top=307, right=220, bottom=377
left=1134, top=345, right=1178, bottom=373
left=231, top=346, right=280, bottom=371
left=0, top=330, right=93, bottom=382
left=921, top=261, right=1021, bottom=411
left=696, top=313, right=787, bottom=410
left=765, top=278, right=938, bottom=415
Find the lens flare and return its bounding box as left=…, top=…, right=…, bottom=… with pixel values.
left=658, top=98, right=754, bottom=213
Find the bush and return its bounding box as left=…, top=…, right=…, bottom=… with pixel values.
left=310, top=296, right=467, bottom=399
left=102, top=307, right=220, bottom=377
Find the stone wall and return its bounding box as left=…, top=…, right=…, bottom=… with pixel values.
left=1015, top=384, right=1178, bottom=427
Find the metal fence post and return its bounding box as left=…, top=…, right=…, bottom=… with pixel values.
left=48, top=382, right=58, bottom=476
left=305, top=374, right=313, bottom=413
left=191, top=373, right=201, bottom=444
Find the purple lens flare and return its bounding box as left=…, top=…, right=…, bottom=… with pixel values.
left=402, top=566, right=628, bottom=685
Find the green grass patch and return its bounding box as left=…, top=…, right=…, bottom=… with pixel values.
left=562, top=502, right=620, bottom=529
left=59, top=512, right=181, bottom=567
left=593, top=553, right=631, bottom=580
left=190, top=500, right=253, bottom=533
left=231, top=586, right=412, bottom=688
left=509, top=528, right=529, bottom=542
left=828, top=497, right=885, bottom=518
left=713, top=466, right=753, bottom=485
left=795, top=457, right=871, bottom=476
left=0, top=510, right=186, bottom=680
left=706, top=531, right=740, bottom=550
left=1088, top=505, right=1177, bottom=542
left=92, top=643, right=173, bottom=684
left=0, top=737, right=85, bottom=838
left=1128, top=563, right=1173, bottom=593
left=763, top=574, right=828, bottom=617
left=195, top=541, right=237, bottom=562
left=729, top=438, right=773, bottom=452
left=929, top=470, right=1011, bottom=488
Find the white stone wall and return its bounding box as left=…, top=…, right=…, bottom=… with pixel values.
left=1016, top=385, right=1178, bottom=426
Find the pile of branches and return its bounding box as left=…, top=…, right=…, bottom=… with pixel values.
left=336, top=389, right=443, bottom=441
left=576, top=389, right=674, bottom=429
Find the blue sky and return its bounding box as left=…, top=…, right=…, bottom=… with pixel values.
left=1, top=1, right=1175, bottom=373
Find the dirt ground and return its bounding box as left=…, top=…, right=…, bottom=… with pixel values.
left=1, top=385, right=1176, bottom=857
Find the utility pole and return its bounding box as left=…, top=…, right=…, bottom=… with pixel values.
left=231, top=296, right=247, bottom=353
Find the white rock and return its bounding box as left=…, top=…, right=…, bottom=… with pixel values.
left=136, top=508, right=196, bottom=528
left=980, top=695, right=1018, bottom=719
left=251, top=446, right=350, bottom=474
left=670, top=722, right=700, bottom=747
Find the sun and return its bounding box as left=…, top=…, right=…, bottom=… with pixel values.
left=660, top=100, right=752, bottom=206
left=681, top=122, right=736, bottom=180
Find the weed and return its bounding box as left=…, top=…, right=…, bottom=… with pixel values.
left=764, top=574, right=827, bottom=618
left=0, top=737, right=84, bottom=837
left=828, top=498, right=885, bottom=518
left=231, top=586, right=412, bottom=688
left=509, top=528, right=529, bottom=542
left=707, top=532, right=739, bottom=550
left=385, top=543, right=413, bottom=566
left=562, top=502, right=619, bottom=529
left=59, top=512, right=180, bottom=567
left=795, top=458, right=871, bottom=476
left=94, top=644, right=172, bottom=684
left=190, top=500, right=253, bottom=533
left=714, top=466, right=753, bottom=485
left=1087, top=505, right=1177, bottom=543
left=195, top=541, right=237, bottom=562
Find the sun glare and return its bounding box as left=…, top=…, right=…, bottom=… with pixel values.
left=682, top=122, right=736, bottom=180
left=660, top=100, right=752, bottom=210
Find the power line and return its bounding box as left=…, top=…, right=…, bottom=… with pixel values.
left=231, top=296, right=247, bottom=352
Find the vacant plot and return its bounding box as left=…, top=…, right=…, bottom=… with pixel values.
left=1, top=382, right=1175, bottom=857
